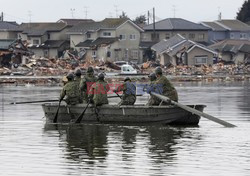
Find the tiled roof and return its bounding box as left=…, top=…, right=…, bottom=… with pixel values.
left=144, top=18, right=210, bottom=31
left=76, top=40, right=93, bottom=47
left=201, top=22, right=227, bottom=31
left=15, top=23, right=67, bottom=36
left=0, top=21, right=19, bottom=31
left=57, top=19, right=94, bottom=26
left=68, top=18, right=129, bottom=33
left=151, top=34, right=186, bottom=53
left=76, top=37, right=118, bottom=48
left=215, top=20, right=250, bottom=31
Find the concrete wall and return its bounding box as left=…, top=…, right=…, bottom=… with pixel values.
left=70, top=34, right=84, bottom=48
left=234, top=53, right=245, bottom=64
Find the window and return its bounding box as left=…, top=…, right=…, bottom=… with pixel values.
left=103, top=32, right=111, bottom=36
left=124, top=49, right=128, bottom=59
left=151, top=33, right=159, bottom=41
left=33, top=39, right=39, bottom=45
left=129, top=34, right=136, bottom=40
left=240, top=33, right=246, bottom=39
left=230, top=33, right=234, bottom=39
left=195, top=56, right=208, bottom=65
left=92, top=50, right=97, bottom=58
left=198, top=34, right=205, bottom=40
left=87, top=33, right=91, bottom=39
left=119, top=34, right=126, bottom=40
left=131, top=50, right=138, bottom=59
left=165, top=33, right=170, bottom=39
left=189, top=33, right=195, bottom=39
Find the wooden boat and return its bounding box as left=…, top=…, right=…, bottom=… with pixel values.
left=42, top=103, right=206, bottom=125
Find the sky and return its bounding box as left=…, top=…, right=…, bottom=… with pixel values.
left=0, top=0, right=246, bottom=24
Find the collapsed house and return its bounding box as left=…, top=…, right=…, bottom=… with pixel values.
left=151, top=34, right=217, bottom=66
left=209, top=39, right=250, bottom=64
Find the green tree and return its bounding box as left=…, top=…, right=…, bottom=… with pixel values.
left=237, top=0, right=250, bottom=22
left=119, top=11, right=128, bottom=19
left=133, top=15, right=147, bottom=25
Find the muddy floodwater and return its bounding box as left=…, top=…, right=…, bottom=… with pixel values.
left=0, top=81, right=250, bottom=176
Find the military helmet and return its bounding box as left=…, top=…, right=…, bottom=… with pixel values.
left=124, top=77, right=131, bottom=82
left=155, top=66, right=163, bottom=75
left=98, top=73, right=105, bottom=80
left=66, top=72, right=74, bottom=81
left=148, top=73, right=156, bottom=81
left=75, top=69, right=81, bottom=76
left=87, top=66, right=94, bottom=73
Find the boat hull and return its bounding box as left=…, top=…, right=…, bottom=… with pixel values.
left=42, top=103, right=205, bottom=125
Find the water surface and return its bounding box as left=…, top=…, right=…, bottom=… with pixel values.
left=0, top=81, right=250, bottom=176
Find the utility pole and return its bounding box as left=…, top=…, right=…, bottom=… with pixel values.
left=153, top=7, right=156, bottom=41
left=147, top=10, right=150, bottom=24
left=218, top=7, right=222, bottom=20
left=84, top=6, right=88, bottom=19
left=1, top=12, right=3, bottom=21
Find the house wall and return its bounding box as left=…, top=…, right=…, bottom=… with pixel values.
left=70, top=34, right=84, bottom=48
left=208, top=31, right=227, bottom=42
left=187, top=47, right=214, bottom=66
left=227, top=31, right=250, bottom=40
left=50, top=28, right=69, bottom=40
left=31, top=48, right=44, bottom=58
left=0, top=31, right=17, bottom=39
left=142, top=30, right=209, bottom=43
left=234, top=52, right=245, bottom=64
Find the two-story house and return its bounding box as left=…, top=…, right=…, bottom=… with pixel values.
left=14, top=23, right=71, bottom=58
left=67, top=18, right=144, bottom=63
left=151, top=34, right=217, bottom=66
left=201, top=19, right=250, bottom=43
left=141, top=18, right=211, bottom=62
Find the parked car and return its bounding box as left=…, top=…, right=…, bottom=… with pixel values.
left=121, top=64, right=137, bottom=74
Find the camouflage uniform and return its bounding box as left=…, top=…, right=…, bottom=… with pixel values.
left=154, top=75, right=178, bottom=105
left=80, top=72, right=97, bottom=103
left=60, top=80, right=81, bottom=105
left=74, top=76, right=83, bottom=103
left=115, top=82, right=136, bottom=105
left=89, top=80, right=110, bottom=106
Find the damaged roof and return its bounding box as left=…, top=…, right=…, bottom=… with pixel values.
left=144, top=18, right=210, bottom=31
left=28, top=40, right=69, bottom=49
left=0, top=39, right=15, bottom=50
left=209, top=39, right=250, bottom=53
left=152, top=34, right=216, bottom=55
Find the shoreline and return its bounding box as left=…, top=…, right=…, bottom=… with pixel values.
left=1, top=74, right=249, bottom=86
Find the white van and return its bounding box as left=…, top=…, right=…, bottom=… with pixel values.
left=121, top=64, right=137, bottom=74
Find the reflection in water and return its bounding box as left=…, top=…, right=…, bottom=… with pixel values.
left=44, top=123, right=204, bottom=173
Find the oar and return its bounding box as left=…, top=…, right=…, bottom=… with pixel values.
left=151, top=92, right=236, bottom=128
left=53, top=100, right=62, bottom=123
left=10, top=99, right=58, bottom=104
left=115, top=92, right=122, bottom=99
left=74, top=101, right=91, bottom=123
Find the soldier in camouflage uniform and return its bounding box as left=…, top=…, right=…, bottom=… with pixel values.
left=145, top=73, right=158, bottom=106
left=114, top=77, right=136, bottom=106
left=80, top=67, right=97, bottom=103
left=88, top=73, right=110, bottom=106
left=74, top=69, right=83, bottom=103
left=59, top=73, right=81, bottom=105
left=153, top=67, right=178, bottom=105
